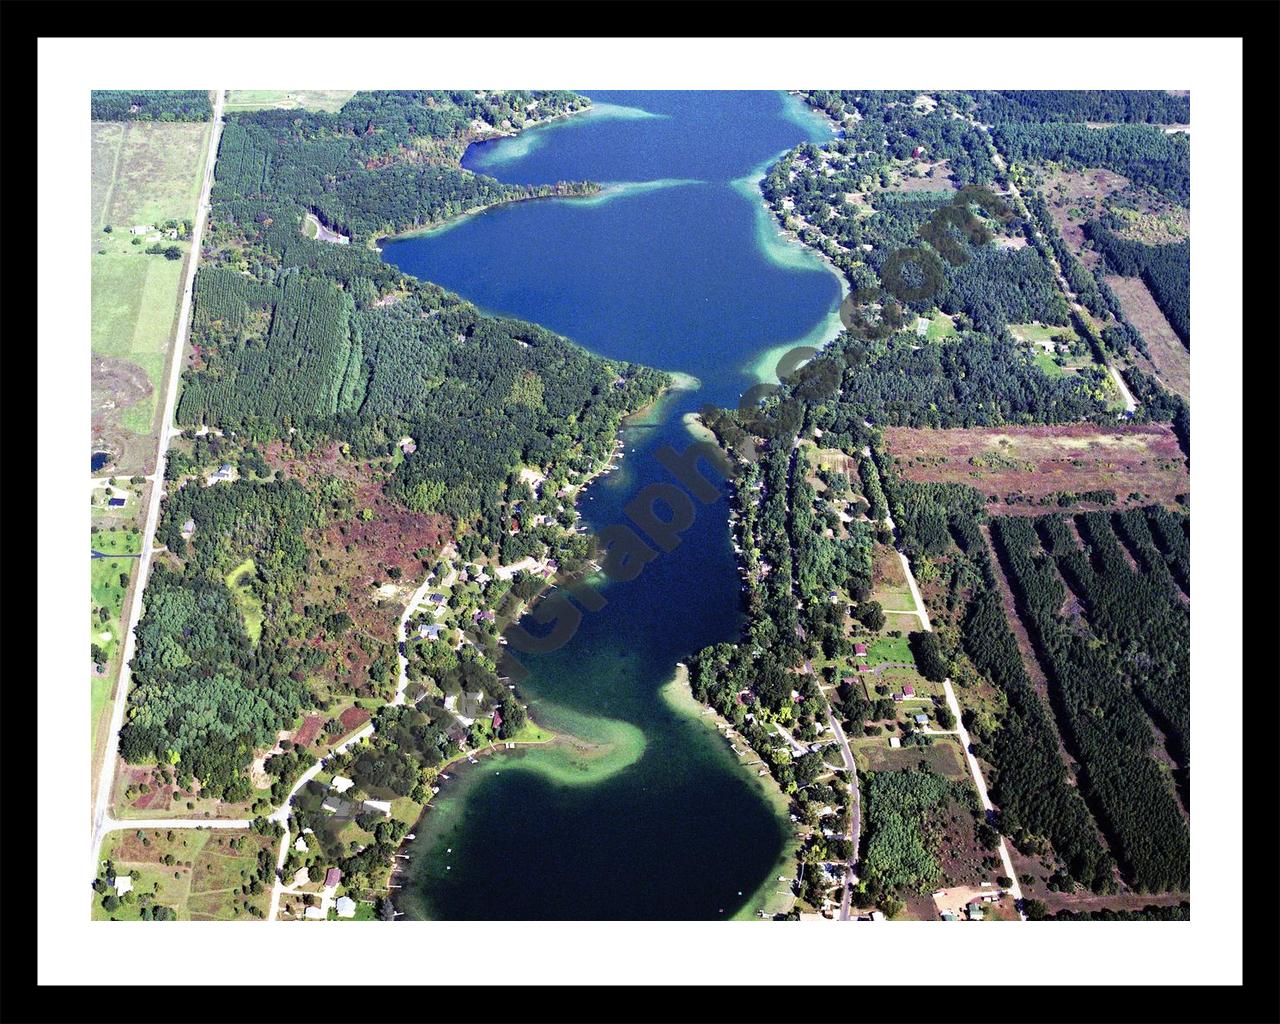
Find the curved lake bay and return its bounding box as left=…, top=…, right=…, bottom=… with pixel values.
left=381, top=91, right=842, bottom=920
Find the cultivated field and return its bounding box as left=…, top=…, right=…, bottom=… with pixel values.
left=225, top=90, right=356, bottom=113
left=885, top=424, right=1189, bottom=512
left=91, top=120, right=210, bottom=474
left=1105, top=275, right=1190, bottom=401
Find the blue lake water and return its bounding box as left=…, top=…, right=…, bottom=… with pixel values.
left=381, top=91, right=842, bottom=920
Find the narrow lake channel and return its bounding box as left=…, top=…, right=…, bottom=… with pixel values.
left=380, top=91, right=843, bottom=920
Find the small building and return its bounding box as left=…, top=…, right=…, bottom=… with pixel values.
left=891, top=692, right=904, bottom=702
left=130, top=225, right=152, bottom=235
left=113, top=875, right=133, bottom=895
left=420, top=623, right=444, bottom=641
left=940, top=911, right=957, bottom=921
left=916, top=317, right=930, bottom=337
left=429, top=594, right=446, bottom=605
left=902, top=685, right=916, bottom=698
left=335, top=896, right=358, bottom=918
left=888, top=736, right=901, bottom=749
left=853, top=643, right=868, bottom=657
left=967, top=903, right=984, bottom=921
left=492, top=707, right=504, bottom=733
left=869, top=910, right=885, bottom=922
left=107, top=497, right=126, bottom=508
left=304, top=906, right=326, bottom=920
left=291, top=866, right=309, bottom=887
left=293, top=836, right=308, bottom=853
left=324, top=867, right=342, bottom=888
left=911, top=145, right=926, bottom=158
left=914, top=713, right=930, bottom=726
left=362, top=799, right=392, bottom=817
left=330, top=776, right=355, bottom=794
left=857, top=663, right=870, bottom=673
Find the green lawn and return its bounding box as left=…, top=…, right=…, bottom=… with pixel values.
left=225, top=558, right=265, bottom=643
left=866, top=634, right=914, bottom=666
left=91, top=555, right=136, bottom=660
left=91, top=527, right=142, bottom=556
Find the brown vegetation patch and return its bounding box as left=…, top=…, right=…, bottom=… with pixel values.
left=889, top=160, right=958, bottom=193
left=1040, top=167, right=1130, bottom=258
left=264, top=444, right=449, bottom=698
left=293, top=714, right=323, bottom=748
left=885, top=424, right=1188, bottom=513
left=340, top=706, right=371, bottom=732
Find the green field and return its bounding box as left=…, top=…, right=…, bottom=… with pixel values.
left=91, top=550, right=138, bottom=661
left=225, top=558, right=265, bottom=644
left=92, top=120, right=209, bottom=447
left=225, top=90, right=356, bottom=113
left=91, top=527, right=142, bottom=556
left=866, top=634, right=914, bottom=666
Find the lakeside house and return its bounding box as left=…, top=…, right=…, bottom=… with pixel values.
left=492, top=707, right=504, bottom=733
left=362, top=799, right=392, bottom=817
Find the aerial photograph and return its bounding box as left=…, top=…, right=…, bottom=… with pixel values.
left=88, top=86, right=1194, bottom=927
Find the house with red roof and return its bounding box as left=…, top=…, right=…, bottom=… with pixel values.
left=324, top=867, right=342, bottom=888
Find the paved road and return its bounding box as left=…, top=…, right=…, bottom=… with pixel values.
left=89, top=88, right=226, bottom=881
left=826, top=710, right=860, bottom=921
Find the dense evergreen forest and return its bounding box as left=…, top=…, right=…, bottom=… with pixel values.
left=1085, top=221, right=1191, bottom=346
left=91, top=90, right=212, bottom=121
left=212, top=90, right=594, bottom=241
left=993, top=123, right=1190, bottom=204
left=181, top=90, right=667, bottom=536
left=991, top=514, right=1189, bottom=892
left=964, top=90, right=1190, bottom=126
left=881, top=474, right=1117, bottom=891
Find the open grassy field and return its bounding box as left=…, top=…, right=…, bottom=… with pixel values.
left=91, top=554, right=135, bottom=661
left=225, top=90, right=356, bottom=113
left=885, top=424, right=1189, bottom=512
left=1105, top=275, right=1190, bottom=401
left=870, top=543, right=914, bottom=611
left=225, top=557, right=265, bottom=644
left=91, top=120, right=210, bottom=474
left=93, top=828, right=275, bottom=921
left=853, top=733, right=968, bottom=780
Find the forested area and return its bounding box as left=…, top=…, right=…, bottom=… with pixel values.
left=861, top=768, right=978, bottom=895
left=123, top=91, right=669, bottom=819
left=212, top=91, right=594, bottom=242
left=120, top=567, right=308, bottom=802
left=992, top=123, right=1190, bottom=204
left=1085, top=221, right=1190, bottom=346
left=965, top=91, right=1189, bottom=126
left=91, top=90, right=212, bottom=121
left=881, top=473, right=1117, bottom=891
left=991, top=515, right=1189, bottom=893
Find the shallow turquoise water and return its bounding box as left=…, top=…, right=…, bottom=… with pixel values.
left=382, top=91, right=841, bottom=920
